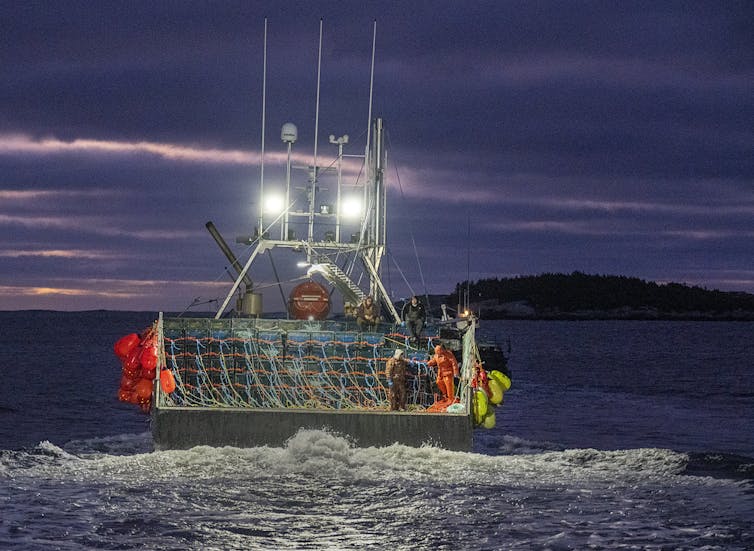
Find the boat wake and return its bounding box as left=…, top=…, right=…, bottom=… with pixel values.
left=5, top=429, right=751, bottom=487
left=3, top=429, right=753, bottom=551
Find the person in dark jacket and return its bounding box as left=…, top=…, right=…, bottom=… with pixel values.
left=385, top=349, right=408, bottom=411
left=356, top=296, right=380, bottom=331
left=401, top=295, right=426, bottom=343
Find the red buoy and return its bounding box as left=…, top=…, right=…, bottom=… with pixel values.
left=134, top=378, right=153, bottom=402
left=122, top=347, right=142, bottom=376
left=120, top=373, right=139, bottom=391
left=160, top=369, right=176, bottom=394
left=140, top=346, right=158, bottom=371
left=288, top=281, right=330, bottom=320
left=114, top=333, right=140, bottom=360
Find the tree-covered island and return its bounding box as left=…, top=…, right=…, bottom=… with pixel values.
left=443, top=272, right=754, bottom=320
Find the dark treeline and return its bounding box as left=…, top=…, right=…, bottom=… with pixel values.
left=447, top=272, right=754, bottom=319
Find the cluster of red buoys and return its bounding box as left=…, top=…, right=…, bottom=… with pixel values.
left=114, top=328, right=175, bottom=413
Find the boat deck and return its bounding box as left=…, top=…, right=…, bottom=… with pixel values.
left=153, top=315, right=475, bottom=450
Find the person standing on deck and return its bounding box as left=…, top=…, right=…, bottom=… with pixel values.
left=401, top=295, right=426, bottom=344
left=428, top=344, right=459, bottom=404
left=356, top=296, right=380, bottom=331
left=385, top=349, right=408, bottom=411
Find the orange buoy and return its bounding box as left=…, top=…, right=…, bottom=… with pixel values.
left=160, top=369, right=176, bottom=393
left=134, top=378, right=153, bottom=402
left=122, top=346, right=142, bottom=375
left=140, top=366, right=156, bottom=381
left=140, top=346, right=158, bottom=371
left=118, top=388, right=134, bottom=403
left=114, top=333, right=140, bottom=360
left=120, top=373, right=138, bottom=391
left=288, top=281, right=330, bottom=320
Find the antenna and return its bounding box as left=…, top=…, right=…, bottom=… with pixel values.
left=466, top=213, right=471, bottom=311
left=258, top=18, right=268, bottom=235
left=309, top=18, right=323, bottom=241
left=366, top=19, right=377, bottom=156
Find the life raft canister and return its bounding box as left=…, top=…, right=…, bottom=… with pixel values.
left=288, top=281, right=331, bottom=320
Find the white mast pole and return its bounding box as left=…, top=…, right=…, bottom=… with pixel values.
left=366, top=20, right=376, bottom=163
left=259, top=18, right=268, bottom=237
left=366, top=21, right=378, bottom=295
left=309, top=18, right=323, bottom=242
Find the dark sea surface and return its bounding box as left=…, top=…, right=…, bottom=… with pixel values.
left=1, top=311, right=753, bottom=550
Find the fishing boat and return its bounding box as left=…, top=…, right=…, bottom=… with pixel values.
left=114, top=21, right=511, bottom=451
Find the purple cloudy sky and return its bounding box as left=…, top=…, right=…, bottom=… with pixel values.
left=1, top=1, right=752, bottom=312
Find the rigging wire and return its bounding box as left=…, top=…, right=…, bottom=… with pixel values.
left=384, top=129, right=428, bottom=298
left=388, top=251, right=415, bottom=298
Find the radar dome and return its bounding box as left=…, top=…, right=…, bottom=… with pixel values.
left=281, top=123, right=298, bottom=143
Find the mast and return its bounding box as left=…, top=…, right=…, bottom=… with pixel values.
left=308, top=18, right=323, bottom=242
left=213, top=19, right=400, bottom=323
left=258, top=18, right=268, bottom=236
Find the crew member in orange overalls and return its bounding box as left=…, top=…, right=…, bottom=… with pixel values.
left=428, top=344, right=459, bottom=404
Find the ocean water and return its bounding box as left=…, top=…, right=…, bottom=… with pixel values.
left=1, top=311, right=752, bottom=550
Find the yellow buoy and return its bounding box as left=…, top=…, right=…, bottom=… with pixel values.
left=487, top=378, right=504, bottom=405
left=482, top=410, right=496, bottom=429
left=473, top=389, right=488, bottom=425
left=489, top=370, right=511, bottom=391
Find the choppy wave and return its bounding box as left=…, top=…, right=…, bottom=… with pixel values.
left=2, top=430, right=753, bottom=550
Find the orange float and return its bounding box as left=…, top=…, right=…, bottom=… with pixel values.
left=115, top=328, right=159, bottom=413
left=160, top=369, right=176, bottom=393
left=134, top=378, right=153, bottom=402
left=122, top=346, right=142, bottom=375
left=140, top=345, right=158, bottom=371
left=114, top=333, right=140, bottom=360
left=120, top=373, right=138, bottom=390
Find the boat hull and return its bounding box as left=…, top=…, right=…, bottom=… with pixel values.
left=152, top=406, right=473, bottom=450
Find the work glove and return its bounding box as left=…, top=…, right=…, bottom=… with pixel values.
left=387, top=379, right=393, bottom=388
left=400, top=321, right=405, bottom=326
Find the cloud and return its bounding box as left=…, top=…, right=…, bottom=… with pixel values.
left=0, top=134, right=367, bottom=176
left=0, top=2, right=752, bottom=309
left=0, top=248, right=122, bottom=260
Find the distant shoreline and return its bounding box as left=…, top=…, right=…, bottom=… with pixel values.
left=2, top=308, right=754, bottom=322
left=475, top=308, right=754, bottom=322
left=441, top=272, right=754, bottom=322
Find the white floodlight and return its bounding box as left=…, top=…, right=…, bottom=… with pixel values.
left=341, top=197, right=361, bottom=219
left=263, top=194, right=284, bottom=214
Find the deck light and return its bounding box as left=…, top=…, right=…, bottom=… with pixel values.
left=264, top=194, right=284, bottom=214
left=341, top=197, right=361, bottom=218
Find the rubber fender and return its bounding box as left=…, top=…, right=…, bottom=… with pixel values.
left=489, top=370, right=511, bottom=391
left=487, top=378, right=504, bottom=405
